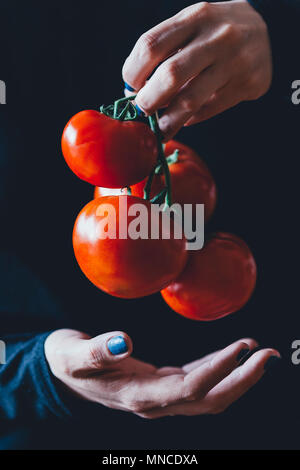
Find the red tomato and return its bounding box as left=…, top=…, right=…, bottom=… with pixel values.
left=94, top=187, right=125, bottom=198
left=62, top=110, right=158, bottom=188
left=73, top=195, right=187, bottom=299
left=130, top=140, right=217, bottom=221
left=161, top=232, right=257, bottom=321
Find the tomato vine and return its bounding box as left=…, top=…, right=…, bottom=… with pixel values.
left=100, top=95, right=177, bottom=209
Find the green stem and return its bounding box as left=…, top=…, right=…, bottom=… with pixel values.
left=155, top=149, right=179, bottom=175
left=113, top=100, right=118, bottom=119
left=114, top=95, right=137, bottom=118
left=150, top=188, right=167, bottom=204
left=101, top=95, right=138, bottom=121
left=148, top=113, right=172, bottom=207
left=143, top=165, right=156, bottom=200
left=118, top=101, right=130, bottom=121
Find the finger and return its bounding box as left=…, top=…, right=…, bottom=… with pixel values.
left=239, top=338, right=259, bottom=349
left=138, top=349, right=280, bottom=419
left=135, top=40, right=214, bottom=116
left=182, top=338, right=258, bottom=373
left=182, top=351, right=220, bottom=373
left=159, top=64, right=228, bottom=141
left=184, top=81, right=244, bottom=125
left=122, top=5, right=203, bottom=91
left=123, top=373, right=186, bottom=413
left=127, top=340, right=250, bottom=413
left=202, top=349, right=281, bottom=413
left=73, top=331, right=133, bottom=373
left=156, top=366, right=185, bottom=376
left=124, top=88, right=136, bottom=98
left=124, top=86, right=144, bottom=117
left=182, top=340, right=251, bottom=400
left=119, top=357, right=157, bottom=375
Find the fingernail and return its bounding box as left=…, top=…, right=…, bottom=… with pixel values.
left=135, top=104, right=144, bottom=116
left=236, top=347, right=250, bottom=363
left=107, top=335, right=128, bottom=355
left=264, top=355, right=281, bottom=371
left=124, top=82, right=135, bottom=92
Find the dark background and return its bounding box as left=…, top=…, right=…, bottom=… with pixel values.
left=0, top=0, right=299, bottom=449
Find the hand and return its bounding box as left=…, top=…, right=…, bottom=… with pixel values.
left=122, top=0, right=272, bottom=141
left=45, top=329, right=280, bottom=419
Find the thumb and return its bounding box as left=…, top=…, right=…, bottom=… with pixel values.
left=77, top=331, right=133, bottom=372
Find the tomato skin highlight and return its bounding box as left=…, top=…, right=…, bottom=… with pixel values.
left=62, top=110, right=158, bottom=188
left=161, top=232, right=257, bottom=321
left=94, top=187, right=125, bottom=198
left=73, top=196, right=188, bottom=299
left=95, top=140, right=217, bottom=221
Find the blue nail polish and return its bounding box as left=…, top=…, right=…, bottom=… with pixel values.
left=124, top=82, right=135, bottom=92
left=135, top=104, right=144, bottom=116
left=107, top=335, right=128, bottom=355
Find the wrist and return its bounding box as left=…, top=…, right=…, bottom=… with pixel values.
left=44, top=329, right=71, bottom=381
left=44, top=331, right=98, bottom=415
left=44, top=329, right=93, bottom=402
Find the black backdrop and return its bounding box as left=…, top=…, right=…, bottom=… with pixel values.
left=0, top=0, right=299, bottom=449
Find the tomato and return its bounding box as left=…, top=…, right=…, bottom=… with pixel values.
left=161, top=232, right=256, bottom=321
left=130, top=140, right=217, bottom=221
left=94, top=186, right=125, bottom=198
left=62, top=110, right=158, bottom=188
left=73, top=195, right=187, bottom=299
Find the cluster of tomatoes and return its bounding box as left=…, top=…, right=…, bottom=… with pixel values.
left=61, top=95, right=256, bottom=321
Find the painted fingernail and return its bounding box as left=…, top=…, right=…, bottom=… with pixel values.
left=135, top=104, right=144, bottom=116
left=124, top=82, right=135, bottom=92
left=264, top=355, right=281, bottom=371
left=236, top=347, right=250, bottom=363
left=107, top=335, right=128, bottom=355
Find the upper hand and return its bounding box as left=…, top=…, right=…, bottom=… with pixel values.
left=45, top=329, right=280, bottom=419
left=122, top=0, right=272, bottom=141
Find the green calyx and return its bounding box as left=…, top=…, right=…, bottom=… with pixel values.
left=100, top=94, right=173, bottom=209
left=100, top=95, right=138, bottom=121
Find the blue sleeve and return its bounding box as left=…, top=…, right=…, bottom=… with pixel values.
left=247, top=0, right=300, bottom=96
left=0, top=252, right=101, bottom=423
left=0, top=331, right=74, bottom=421
left=0, top=326, right=103, bottom=423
